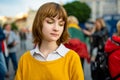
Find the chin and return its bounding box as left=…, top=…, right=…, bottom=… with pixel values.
left=50, top=38, right=59, bottom=41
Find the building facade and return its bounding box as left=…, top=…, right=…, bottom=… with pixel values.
left=80, top=0, right=120, bottom=21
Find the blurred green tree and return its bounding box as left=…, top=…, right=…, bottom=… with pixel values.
left=63, top=1, right=91, bottom=23
left=11, top=22, right=18, bottom=31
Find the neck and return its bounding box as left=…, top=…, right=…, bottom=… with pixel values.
left=39, top=41, right=58, bottom=58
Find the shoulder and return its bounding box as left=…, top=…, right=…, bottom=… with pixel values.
left=22, top=51, right=30, bottom=57
left=65, top=50, right=82, bottom=68
left=19, top=51, right=31, bottom=61
left=65, top=49, right=80, bottom=60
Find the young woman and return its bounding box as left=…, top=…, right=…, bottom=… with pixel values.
left=15, top=2, right=84, bottom=80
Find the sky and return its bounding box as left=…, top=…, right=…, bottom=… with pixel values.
left=0, top=0, right=74, bottom=17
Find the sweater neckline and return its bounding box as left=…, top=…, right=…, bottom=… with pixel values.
left=27, top=50, right=70, bottom=64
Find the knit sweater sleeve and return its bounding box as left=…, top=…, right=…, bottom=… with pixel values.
left=69, top=50, right=84, bottom=80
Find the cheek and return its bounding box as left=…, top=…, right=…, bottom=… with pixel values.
left=59, top=27, right=64, bottom=35
left=42, top=23, right=50, bottom=32
left=42, top=27, right=48, bottom=35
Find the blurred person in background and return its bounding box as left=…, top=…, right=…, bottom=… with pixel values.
left=96, top=18, right=109, bottom=42
left=15, top=2, right=84, bottom=80
left=19, top=27, right=27, bottom=50
left=105, top=20, right=120, bottom=80
left=67, top=15, right=85, bottom=42
left=0, top=24, right=7, bottom=80
left=82, top=18, right=109, bottom=57
left=25, top=28, right=34, bottom=50
left=3, top=23, right=18, bottom=77
left=90, top=18, right=108, bottom=56
left=90, top=18, right=109, bottom=80
left=82, top=18, right=109, bottom=80
left=65, top=15, right=90, bottom=68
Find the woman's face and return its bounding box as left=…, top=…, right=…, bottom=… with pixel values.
left=42, top=16, right=65, bottom=42
left=95, top=21, right=101, bottom=31
left=5, top=24, right=11, bottom=31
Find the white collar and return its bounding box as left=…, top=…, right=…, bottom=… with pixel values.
left=31, top=44, right=69, bottom=57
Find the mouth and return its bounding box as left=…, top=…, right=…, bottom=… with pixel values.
left=50, top=33, right=59, bottom=37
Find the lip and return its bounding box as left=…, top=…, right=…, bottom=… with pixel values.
left=50, top=33, right=59, bottom=36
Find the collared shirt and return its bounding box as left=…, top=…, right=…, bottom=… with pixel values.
left=30, top=44, right=70, bottom=61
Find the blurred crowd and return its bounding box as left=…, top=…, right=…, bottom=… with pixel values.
left=64, top=15, right=120, bottom=80
left=0, top=23, right=33, bottom=80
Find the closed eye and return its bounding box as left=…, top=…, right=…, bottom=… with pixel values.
left=46, top=17, right=54, bottom=24
left=47, top=20, right=54, bottom=24
left=59, top=22, right=64, bottom=26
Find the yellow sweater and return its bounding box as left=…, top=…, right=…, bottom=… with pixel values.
left=15, top=50, right=84, bottom=80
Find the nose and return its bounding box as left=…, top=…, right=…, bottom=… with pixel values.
left=53, top=23, right=59, bottom=31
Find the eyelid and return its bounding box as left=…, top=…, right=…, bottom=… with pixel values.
left=45, top=17, right=65, bottom=25
left=60, top=21, right=65, bottom=25
left=46, top=18, right=54, bottom=23
left=59, top=22, right=65, bottom=26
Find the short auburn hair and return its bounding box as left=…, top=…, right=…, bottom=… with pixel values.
left=32, top=2, right=70, bottom=46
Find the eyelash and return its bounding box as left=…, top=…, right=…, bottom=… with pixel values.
left=59, top=23, right=64, bottom=26
left=46, top=20, right=64, bottom=26
left=47, top=21, right=54, bottom=24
